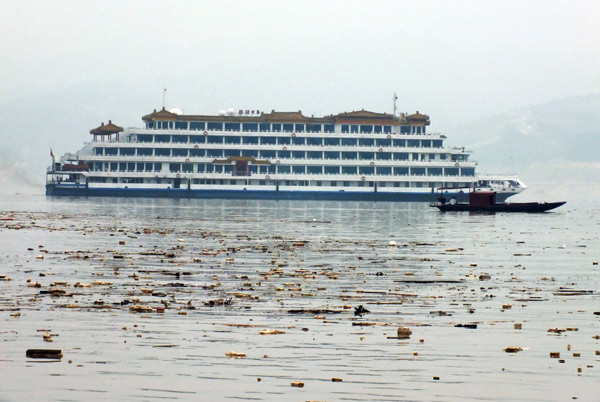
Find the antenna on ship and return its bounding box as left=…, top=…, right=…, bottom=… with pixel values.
left=392, top=92, right=398, bottom=117
left=162, top=88, right=167, bottom=109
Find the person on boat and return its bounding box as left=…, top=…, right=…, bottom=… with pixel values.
left=438, top=195, right=447, bottom=205
left=449, top=197, right=457, bottom=205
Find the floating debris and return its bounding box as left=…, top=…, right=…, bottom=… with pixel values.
left=225, top=351, right=246, bottom=358
left=129, top=305, right=153, bottom=313
left=354, top=305, right=370, bottom=316
left=259, top=329, right=286, bottom=335
left=455, top=323, right=478, bottom=329
left=287, top=309, right=341, bottom=315
left=204, top=298, right=233, bottom=307
left=397, top=327, right=412, bottom=339
left=26, top=349, right=62, bottom=359
left=1, top=199, right=598, bottom=400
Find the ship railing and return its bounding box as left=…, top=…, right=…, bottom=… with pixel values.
left=46, top=175, right=81, bottom=184
left=91, top=141, right=451, bottom=150
left=476, top=173, right=520, bottom=179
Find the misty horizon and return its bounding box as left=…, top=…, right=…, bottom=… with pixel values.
left=1, top=1, right=599, bottom=198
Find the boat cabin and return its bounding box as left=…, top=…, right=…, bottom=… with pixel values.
left=470, top=191, right=497, bottom=206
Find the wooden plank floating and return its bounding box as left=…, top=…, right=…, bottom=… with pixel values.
left=26, top=349, right=62, bottom=359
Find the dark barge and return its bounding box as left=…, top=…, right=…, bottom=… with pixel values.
left=432, top=190, right=565, bottom=213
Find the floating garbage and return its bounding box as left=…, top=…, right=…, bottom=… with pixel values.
left=26, top=349, right=62, bottom=359
left=129, top=305, right=153, bottom=313
left=1, top=202, right=598, bottom=400
left=225, top=351, right=246, bottom=358
left=354, top=305, right=370, bottom=316
left=259, top=329, right=286, bottom=335
left=397, top=327, right=412, bottom=339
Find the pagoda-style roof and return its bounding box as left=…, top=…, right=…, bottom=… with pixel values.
left=406, top=111, right=430, bottom=125
left=331, top=109, right=399, bottom=125
left=90, top=120, right=124, bottom=135
left=211, top=156, right=271, bottom=165
left=140, top=107, right=428, bottom=126
left=142, top=107, right=179, bottom=121
left=260, top=111, right=314, bottom=123
left=333, top=110, right=394, bottom=119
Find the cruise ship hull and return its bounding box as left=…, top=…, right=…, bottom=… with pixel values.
left=46, top=107, right=523, bottom=203
left=46, top=183, right=514, bottom=202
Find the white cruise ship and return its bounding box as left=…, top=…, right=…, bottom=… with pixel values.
left=45, top=107, right=524, bottom=202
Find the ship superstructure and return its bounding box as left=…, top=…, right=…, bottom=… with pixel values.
left=46, top=107, right=516, bottom=201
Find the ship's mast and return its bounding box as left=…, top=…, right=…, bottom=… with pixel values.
left=162, top=88, right=167, bottom=109
left=392, top=92, right=398, bottom=117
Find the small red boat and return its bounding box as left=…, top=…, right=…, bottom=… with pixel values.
left=432, top=190, right=565, bottom=213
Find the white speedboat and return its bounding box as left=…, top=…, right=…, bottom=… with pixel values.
left=473, top=175, right=527, bottom=201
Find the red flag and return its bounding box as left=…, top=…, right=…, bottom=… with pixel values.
left=50, top=148, right=54, bottom=158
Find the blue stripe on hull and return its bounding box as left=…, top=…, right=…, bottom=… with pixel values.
left=46, top=184, right=469, bottom=202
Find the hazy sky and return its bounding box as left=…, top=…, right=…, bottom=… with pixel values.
left=1, top=0, right=599, bottom=128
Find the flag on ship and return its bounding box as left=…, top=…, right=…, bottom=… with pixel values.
left=50, top=148, right=54, bottom=158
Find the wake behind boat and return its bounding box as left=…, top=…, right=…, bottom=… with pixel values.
left=432, top=189, right=565, bottom=213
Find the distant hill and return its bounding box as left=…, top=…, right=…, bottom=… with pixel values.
left=448, top=94, right=600, bottom=172
left=445, top=94, right=600, bottom=201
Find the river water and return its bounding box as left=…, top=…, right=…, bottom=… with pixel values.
left=1, top=194, right=599, bottom=401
